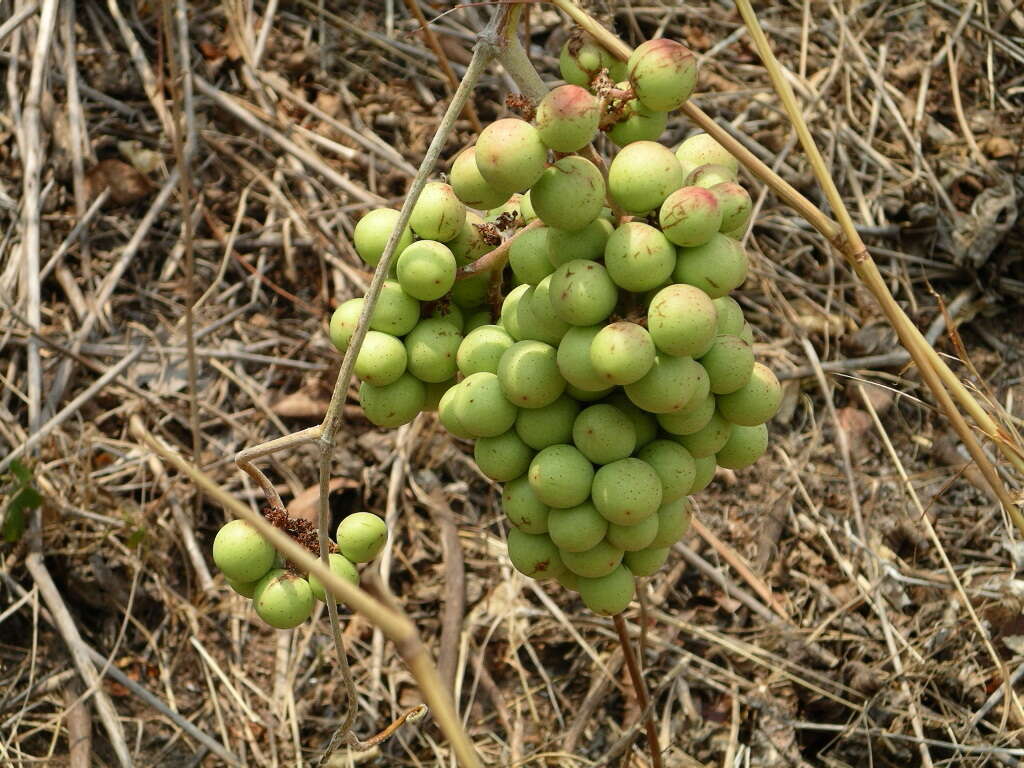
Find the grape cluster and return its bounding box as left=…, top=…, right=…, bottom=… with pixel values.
left=211, top=511, right=388, bottom=629
left=327, top=32, right=777, bottom=617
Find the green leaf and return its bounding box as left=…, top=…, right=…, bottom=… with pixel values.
left=2, top=486, right=42, bottom=543
left=9, top=459, right=31, bottom=487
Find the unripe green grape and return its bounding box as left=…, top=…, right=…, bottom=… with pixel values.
left=716, top=423, right=769, bottom=470
left=498, top=340, right=566, bottom=409
left=397, top=240, right=457, bottom=302
left=423, top=378, right=454, bottom=412
left=627, top=38, right=698, bottom=112
left=675, top=133, right=740, bottom=181
left=518, top=275, right=570, bottom=346
left=561, top=539, right=624, bottom=578
left=607, top=84, right=669, bottom=147
left=603, top=221, right=677, bottom=292
left=657, top=392, right=716, bottom=435
left=438, top=383, right=475, bottom=439
left=567, top=384, right=614, bottom=401
left=549, top=259, right=619, bottom=326
left=329, top=298, right=364, bottom=352
left=450, top=147, right=513, bottom=210
left=509, top=226, right=554, bottom=286
left=578, top=564, right=635, bottom=615
left=451, top=272, right=490, bottom=309
left=559, top=34, right=626, bottom=86
left=675, top=410, right=732, bottom=457
left=520, top=191, right=537, bottom=221
left=359, top=373, right=425, bottom=427
left=464, top=309, right=493, bottom=333
left=476, top=118, right=548, bottom=192
left=502, top=475, right=550, bottom=534
left=371, top=280, right=421, bottom=336
left=253, top=570, right=314, bottom=629
left=410, top=181, right=466, bottom=242
left=556, top=569, right=579, bottom=592
left=548, top=217, right=612, bottom=267
left=674, top=234, right=748, bottom=299
left=337, top=512, right=388, bottom=563
left=536, top=85, right=600, bottom=152
left=227, top=577, right=259, bottom=598
left=604, top=391, right=658, bottom=448
left=607, top=515, right=659, bottom=551
left=608, top=140, right=683, bottom=214
left=475, top=430, right=535, bottom=482
left=404, top=318, right=462, bottom=383
left=623, top=547, right=670, bottom=578
left=515, top=394, right=579, bottom=450
left=500, top=283, right=531, bottom=341
left=659, top=186, right=723, bottom=247
left=572, top=404, right=637, bottom=465
left=547, top=501, right=608, bottom=553
left=624, top=355, right=705, bottom=414
left=690, top=454, right=717, bottom=493
left=213, top=519, right=275, bottom=583
left=647, top=283, right=718, bottom=358
left=650, top=496, right=691, bottom=548
left=530, top=156, right=605, bottom=233
left=589, top=322, right=656, bottom=386
left=713, top=296, right=745, bottom=336
left=447, top=212, right=495, bottom=267
left=723, top=221, right=749, bottom=240
left=353, top=330, right=407, bottom=386
left=637, top=440, right=695, bottom=503
left=739, top=323, right=754, bottom=345
left=454, top=372, right=518, bottom=437
left=528, top=444, right=595, bottom=509
left=717, top=363, right=780, bottom=426
left=353, top=208, right=413, bottom=267
left=507, top=529, right=563, bottom=580
left=591, top=458, right=663, bottom=525
left=685, top=163, right=737, bottom=190
left=458, top=324, right=514, bottom=377
left=431, top=302, right=464, bottom=331
left=556, top=324, right=607, bottom=392
left=710, top=181, right=752, bottom=233
left=308, top=553, right=360, bottom=602
left=700, top=335, right=754, bottom=395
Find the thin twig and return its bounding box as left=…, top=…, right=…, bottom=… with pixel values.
left=613, top=613, right=663, bottom=768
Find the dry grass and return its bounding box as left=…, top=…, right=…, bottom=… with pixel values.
left=1, top=1, right=1023, bottom=766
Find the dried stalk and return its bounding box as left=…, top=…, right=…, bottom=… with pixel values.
left=613, top=614, right=663, bottom=768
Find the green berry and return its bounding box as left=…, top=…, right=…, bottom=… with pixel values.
left=566, top=383, right=614, bottom=402
left=518, top=275, right=570, bottom=346
left=547, top=217, right=613, bottom=267
left=739, top=323, right=755, bottom=345
left=308, top=553, right=360, bottom=602
left=227, top=577, right=259, bottom=598
left=675, top=133, right=739, bottom=181
left=502, top=475, right=550, bottom=534
left=253, top=571, right=314, bottom=629
left=716, top=362, right=781, bottom=426
left=329, top=298, right=364, bottom=352
left=650, top=496, right=691, bottom=548
left=607, top=515, right=659, bottom=551
left=536, top=84, right=600, bottom=152
left=498, top=340, right=566, bottom=409
left=603, top=221, right=676, bottom=292
left=627, top=39, right=698, bottom=112
left=397, top=240, right=457, bottom=302
left=637, top=440, right=695, bottom=503
left=657, top=393, right=716, bottom=435
left=336, top=512, right=388, bottom=563
left=500, top=283, right=531, bottom=341
left=713, top=296, right=745, bottom=336
left=353, top=208, right=413, bottom=267
left=359, top=373, right=424, bottom=428
left=548, top=259, right=619, bottom=326
left=410, top=181, right=466, bottom=242
left=710, top=181, right=752, bottom=233
left=675, top=410, right=732, bottom=458
left=354, top=330, right=407, bottom=386
left=423, top=378, right=454, bottom=412
left=515, top=394, right=579, bottom=450
left=507, top=529, right=563, bottom=580
left=451, top=271, right=491, bottom=309
left=560, top=539, right=624, bottom=578
left=624, top=355, right=705, bottom=414
left=454, top=371, right=518, bottom=437
left=547, top=501, right=608, bottom=553
left=475, top=430, right=535, bottom=482
left=438, top=383, right=475, bottom=439
left=464, top=309, right=493, bottom=333
left=674, top=233, right=748, bottom=299
left=476, top=118, right=548, bottom=192
left=530, top=156, right=605, bottom=232
left=404, top=318, right=462, bottom=383
left=604, top=391, right=659, bottom=449
left=589, top=322, right=656, bottom=386
left=572, top=404, right=637, bottom=464
left=607, top=84, right=669, bottom=147
left=647, top=284, right=718, bottom=358
left=458, top=324, right=514, bottom=377
left=528, top=444, right=595, bottom=508
left=213, top=519, right=275, bottom=583
left=431, top=302, right=464, bottom=331
left=371, top=280, right=420, bottom=336
left=608, top=140, right=683, bottom=214
left=447, top=212, right=496, bottom=267
left=450, top=147, right=512, bottom=210
left=716, top=423, right=769, bottom=469
left=509, top=226, right=555, bottom=286
left=659, top=186, right=723, bottom=247
left=578, top=564, right=635, bottom=615
left=623, top=547, right=670, bottom=577
left=690, top=454, right=717, bottom=493
left=699, top=335, right=754, bottom=395
left=686, top=163, right=737, bottom=189
left=591, top=458, right=663, bottom=525
left=556, top=324, right=608, bottom=392
left=559, top=34, right=626, bottom=86
left=556, top=569, right=580, bottom=591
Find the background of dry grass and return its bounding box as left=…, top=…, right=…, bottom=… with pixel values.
left=1, top=0, right=1023, bottom=766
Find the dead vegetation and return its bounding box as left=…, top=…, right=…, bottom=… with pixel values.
left=1, top=0, right=1023, bottom=766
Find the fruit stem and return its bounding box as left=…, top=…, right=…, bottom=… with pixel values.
left=613, top=613, right=664, bottom=768
left=456, top=218, right=543, bottom=280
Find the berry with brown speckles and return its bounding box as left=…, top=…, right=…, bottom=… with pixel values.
left=410, top=182, right=466, bottom=242
left=475, top=118, right=547, bottom=193
left=507, top=528, right=564, bottom=580
left=589, top=322, right=656, bottom=386
left=530, top=155, right=605, bottom=233
left=604, top=221, right=676, bottom=291
left=396, top=240, right=457, bottom=301
left=548, top=259, right=618, bottom=326
left=535, top=85, right=600, bottom=152
left=659, top=186, right=723, bottom=247
left=674, top=233, right=748, bottom=298
left=627, top=39, right=698, bottom=112
left=450, top=147, right=513, bottom=211
left=608, top=140, right=683, bottom=214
